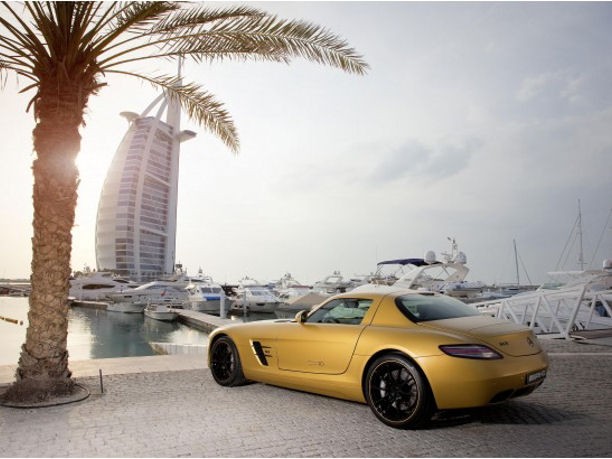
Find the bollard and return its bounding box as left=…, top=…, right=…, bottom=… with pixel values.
left=99, top=369, right=104, bottom=394
left=220, top=296, right=226, bottom=319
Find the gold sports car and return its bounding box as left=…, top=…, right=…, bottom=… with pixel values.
left=208, top=286, right=548, bottom=428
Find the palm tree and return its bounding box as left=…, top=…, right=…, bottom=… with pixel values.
left=0, top=1, right=368, bottom=403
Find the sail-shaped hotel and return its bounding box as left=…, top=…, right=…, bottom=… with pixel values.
left=95, top=92, right=196, bottom=281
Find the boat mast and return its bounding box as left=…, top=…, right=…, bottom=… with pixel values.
left=577, top=199, right=585, bottom=270
left=513, top=239, right=520, bottom=286
left=555, top=199, right=588, bottom=271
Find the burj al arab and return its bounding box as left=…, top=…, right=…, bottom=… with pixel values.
left=95, top=90, right=196, bottom=281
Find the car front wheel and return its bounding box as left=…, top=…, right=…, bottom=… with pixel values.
left=365, top=354, right=434, bottom=428
left=209, top=336, right=248, bottom=387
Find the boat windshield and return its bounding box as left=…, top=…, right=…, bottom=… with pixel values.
left=395, top=294, right=480, bottom=322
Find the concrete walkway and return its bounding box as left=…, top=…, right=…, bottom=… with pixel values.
left=0, top=353, right=207, bottom=385
left=1, top=338, right=611, bottom=457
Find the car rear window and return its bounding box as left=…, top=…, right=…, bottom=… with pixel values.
left=395, top=293, right=480, bottom=322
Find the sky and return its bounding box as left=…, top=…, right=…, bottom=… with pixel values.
left=1, top=1, right=611, bottom=286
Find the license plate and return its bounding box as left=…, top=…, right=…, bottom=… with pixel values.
left=525, top=369, right=547, bottom=384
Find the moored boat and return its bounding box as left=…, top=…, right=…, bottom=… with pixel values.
left=312, top=271, right=353, bottom=295
left=357, top=238, right=485, bottom=301
left=231, top=277, right=281, bottom=313
left=272, top=272, right=311, bottom=302
left=69, top=271, right=138, bottom=301
left=274, top=292, right=328, bottom=319
left=185, top=270, right=226, bottom=313
left=106, top=280, right=188, bottom=305
left=144, top=302, right=178, bottom=322
left=107, top=299, right=146, bottom=313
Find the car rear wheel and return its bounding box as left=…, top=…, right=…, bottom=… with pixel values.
left=365, top=354, right=434, bottom=429
left=209, top=336, right=248, bottom=386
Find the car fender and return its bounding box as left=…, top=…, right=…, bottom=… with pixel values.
left=354, top=325, right=468, bottom=359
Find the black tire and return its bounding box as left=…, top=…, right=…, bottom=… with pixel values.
left=365, top=354, right=434, bottom=429
left=209, top=336, right=248, bottom=387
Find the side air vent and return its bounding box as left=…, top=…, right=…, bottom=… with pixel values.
left=251, top=340, right=269, bottom=366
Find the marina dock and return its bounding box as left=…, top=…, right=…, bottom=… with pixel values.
left=173, top=308, right=235, bottom=333
left=71, top=299, right=235, bottom=334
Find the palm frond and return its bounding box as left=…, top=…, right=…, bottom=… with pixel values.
left=219, top=15, right=369, bottom=75
left=149, top=5, right=267, bottom=35
left=0, top=1, right=368, bottom=152
left=0, top=4, right=48, bottom=68
left=97, top=4, right=270, bottom=63
left=0, top=34, right=36, bottom=67
left=86, top=2, right=177, bottom=63
left=160, top=9, right=369, bottom=74
left=114, top=1, right=179, bottom=32
left=100, top=8, right=368, bottom=75
left=107, top=70, right=239, bottom=153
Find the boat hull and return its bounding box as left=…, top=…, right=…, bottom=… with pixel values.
left=189, top=299, right=223, bottom=313
left=144, top=310, right=178, bottom=321
left=232, top=300, right=279, bottom=314
left=107, top=301, right=146, bottom=313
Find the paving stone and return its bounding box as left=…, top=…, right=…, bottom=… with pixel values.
left=1, top=338, right=611, bottom=457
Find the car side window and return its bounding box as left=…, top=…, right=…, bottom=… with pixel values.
left=307, top=298, right=373, bottom=325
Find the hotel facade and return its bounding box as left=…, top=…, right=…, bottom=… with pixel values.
left=95, top=93, right=195, bottom=281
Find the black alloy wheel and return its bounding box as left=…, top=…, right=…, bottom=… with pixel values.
left=209, top=336, right=248, bottom=387
left=365, top=354, right=434, bottom=428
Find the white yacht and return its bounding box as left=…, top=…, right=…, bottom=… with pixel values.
left=185, top=271, right=226, bottom=313
left=144, top=302, right=178, bottom=322
left=105, top=280, right=188, bottom=309
left=356, top=239, right=485, bottom=301
left=274, top=291, right=328, bottom=319
left=273, top=273, right=311, bottom=302
left=107, top=298, right=147, bottom=313
left=312, top=271, right=353, bottom=295
left=69, top=271, right=137, bottom=301
left=231, top=277, right=281, bottom=314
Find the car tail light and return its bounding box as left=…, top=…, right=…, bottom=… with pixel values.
left=439, top=344, right=502, bottom=360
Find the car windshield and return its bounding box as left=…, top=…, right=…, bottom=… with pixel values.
left=395, top=294, right=480, bottom=322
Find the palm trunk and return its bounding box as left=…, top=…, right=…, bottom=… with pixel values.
left=2, top=81, right=84, bottom=403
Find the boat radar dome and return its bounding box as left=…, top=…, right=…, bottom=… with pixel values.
left=424, top=251, right=436, bottom=264
left=604, top=259, right=612, bottom=271
left=456, top=251, right=467, bottom=264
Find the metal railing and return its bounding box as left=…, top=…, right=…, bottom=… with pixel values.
left=474, top=286, right=612, bottom=339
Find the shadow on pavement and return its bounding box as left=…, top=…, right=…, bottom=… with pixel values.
left=429, top=400, right=583, bottom=427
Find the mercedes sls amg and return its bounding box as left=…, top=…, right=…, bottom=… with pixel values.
left=208, top=286, right=548, bottom=428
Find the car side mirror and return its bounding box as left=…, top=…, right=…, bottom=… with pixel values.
left=295, top=310, right=308, bottom=323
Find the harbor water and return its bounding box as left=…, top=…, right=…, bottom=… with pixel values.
left=0, top=296, right=210, bottom=366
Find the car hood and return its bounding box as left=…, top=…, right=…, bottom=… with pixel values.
left=420, top=315, right=543, bottom=357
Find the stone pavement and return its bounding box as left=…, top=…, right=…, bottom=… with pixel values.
left=1, top=338, right=611, bottom=457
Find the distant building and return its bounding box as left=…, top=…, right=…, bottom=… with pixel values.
left=95, top=92, right=196, bottom=281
